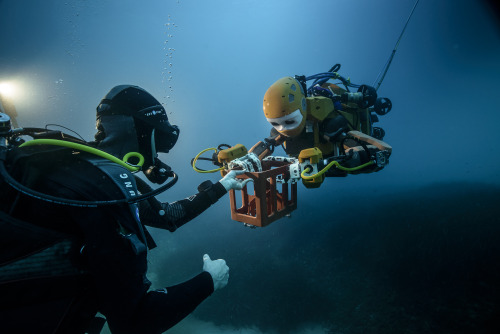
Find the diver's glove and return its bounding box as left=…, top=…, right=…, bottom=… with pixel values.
left=219, top=170, right=252, bottom=191
left=203, top=254, right=229, bottom=291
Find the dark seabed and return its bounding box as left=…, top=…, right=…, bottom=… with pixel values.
left=170, top=182, right=500, bottom=334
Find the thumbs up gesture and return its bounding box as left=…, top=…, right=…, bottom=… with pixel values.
left=202, top=254, right=229, bottom=291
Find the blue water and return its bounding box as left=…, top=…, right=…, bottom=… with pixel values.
left=1, top=0, right=500, bottom=333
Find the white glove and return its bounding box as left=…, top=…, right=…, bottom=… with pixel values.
left=203, top=254, right=229, bottom=291
left=219, top=170, right=252, bottom=191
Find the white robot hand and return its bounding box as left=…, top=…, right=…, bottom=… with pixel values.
left=219, top=170, right=251, bottom=191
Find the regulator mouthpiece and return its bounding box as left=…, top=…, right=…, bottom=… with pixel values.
left=144, top=158, right=173, bottom=184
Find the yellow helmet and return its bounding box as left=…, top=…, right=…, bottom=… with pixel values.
left=263, top=77, right=307, bottom=137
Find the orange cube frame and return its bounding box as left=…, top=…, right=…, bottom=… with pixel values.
left=228, top=159, right=297, bottom=227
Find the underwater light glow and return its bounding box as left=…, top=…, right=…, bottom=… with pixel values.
left=0, top=82, right=18, bottom=99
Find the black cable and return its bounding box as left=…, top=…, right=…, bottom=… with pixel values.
left=1, top=126, right=179, bottom=207
left=190, top=155, right=222, bottom=171
left=11, top=127, right=88, bottom=145
left=328, top=64, right=341, bottom=73
left=0, top=156, right=178, bottom=207
left=373, top=0, right=420, bottom=91
left=217, top=144, right=231, bottom=151
left=45, top=124, right=86, bottom=142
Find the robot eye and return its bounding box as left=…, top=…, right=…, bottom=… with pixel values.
left=285, top=120, right=295, bottom=125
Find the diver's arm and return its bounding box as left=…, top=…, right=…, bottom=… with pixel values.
left=114, top=254, right=229, bottom=333
left=80, top=204, right=216, bottom=334
left=74, top=173, right=221, bottom=334
left=105, top=272, right=214, bottom=334
left=138, top=181, right=227, bottom=231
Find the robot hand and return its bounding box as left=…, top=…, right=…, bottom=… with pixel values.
left=203, top=254, right=229, bottom=291
left=219, top=170, right=252, bottom=191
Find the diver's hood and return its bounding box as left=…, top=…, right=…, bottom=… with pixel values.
left=95, top=114, right=140, bottom=161
left=96, top=85, right=179, bottom=154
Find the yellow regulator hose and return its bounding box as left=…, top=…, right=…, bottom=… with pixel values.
left=20, top=139, right=144, bottom=172
left=301, top=160, right=375, bottom=180
left=192, top=147, right=224, bottom=173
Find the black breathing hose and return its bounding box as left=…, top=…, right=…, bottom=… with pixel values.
left=0, top=150, right=178, bottom=207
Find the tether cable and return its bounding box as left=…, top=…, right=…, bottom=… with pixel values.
left=374, top=0, right=420, bottom=91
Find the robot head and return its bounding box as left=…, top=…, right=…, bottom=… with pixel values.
left=95, top=85, right=179, bottom=169
left=263, top=77, right=307, bottom=137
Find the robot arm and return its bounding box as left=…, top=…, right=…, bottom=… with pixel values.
left=339, top=131, right=392, bottom=173
left=248, top=133, right=286, bottom=160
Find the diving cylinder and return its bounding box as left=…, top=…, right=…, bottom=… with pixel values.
left=0, top=113, right=12, bottom=148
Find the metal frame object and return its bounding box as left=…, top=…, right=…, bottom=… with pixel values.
left=229, top=159, right=297, bottom=227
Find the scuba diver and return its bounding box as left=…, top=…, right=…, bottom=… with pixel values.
left=0, top=85, right=249, bottom=334
left=249, top=65, right=393, bottom=177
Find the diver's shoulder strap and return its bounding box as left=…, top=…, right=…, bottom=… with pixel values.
left=85, top=157, right=153, bottom=248
left=86, top=157, right=139, bottom=200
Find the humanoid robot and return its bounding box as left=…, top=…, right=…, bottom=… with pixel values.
left=249, top=70, right=393, bottom=178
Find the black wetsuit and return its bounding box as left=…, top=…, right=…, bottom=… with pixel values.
left=0, top=145, right=227, bottom=334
